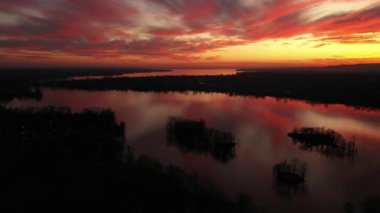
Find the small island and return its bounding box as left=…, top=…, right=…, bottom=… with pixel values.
left=273, top=159, right=308, bottom=200
left=166, top=117, right=237, bottom=163
left=288, top=127, right=357, bottom=160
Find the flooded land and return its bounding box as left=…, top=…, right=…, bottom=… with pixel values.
left=2, top=66, right=380, bottom=212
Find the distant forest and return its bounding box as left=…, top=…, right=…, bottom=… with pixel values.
left=45, top=64, right=380, bottom=110
left=1, top=64, right=380, bottom=109
left=0, top=68, right=169, bottom=102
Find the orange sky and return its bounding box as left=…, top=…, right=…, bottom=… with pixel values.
left=1, top=0, right=380, bottom=68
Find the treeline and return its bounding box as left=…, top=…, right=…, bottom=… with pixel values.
left=0, top=68, right=170, bottom=103
left=0, top=67, right=171, bottom=80
left=45, top=68, right=380, bottom=110
left=0, top=80, right=42, bottom=102
left=0, top=106, right=125, bottom=163
left=166, top=117, right=237, bottom=163
left=1, top=106, right=256, bottom=212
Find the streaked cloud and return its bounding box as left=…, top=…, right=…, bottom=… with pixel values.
left=300, top=0, right=380, bottom=23
left=0, top=0, right=380, bottom=66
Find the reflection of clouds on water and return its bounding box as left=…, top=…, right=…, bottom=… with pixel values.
left=6, top=89, right=380, bottom=213
left=121, top=95, right=184, bottom=140
left=297, top=110, right=380, bottom=140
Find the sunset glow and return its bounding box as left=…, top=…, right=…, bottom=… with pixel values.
left=1, top=0, right=380, bottom=67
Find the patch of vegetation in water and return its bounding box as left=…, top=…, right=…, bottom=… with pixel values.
left=288, top=127, right=357, bottom=161
left=166, top=117, right=237, bottom=163
left=272, top=159, right=308, bottom=200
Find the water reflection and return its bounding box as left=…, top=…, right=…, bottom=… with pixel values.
left=166, top=117, right=237, bottom=163
left=7, top=89, right=380, bottom=213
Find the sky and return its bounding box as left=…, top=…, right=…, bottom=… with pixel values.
left=1, top=0, right=380, bottom=68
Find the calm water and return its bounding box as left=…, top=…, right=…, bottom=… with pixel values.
left=68, top=69, right=237, bottom=80
left=8, top=89, right=380, bottom=212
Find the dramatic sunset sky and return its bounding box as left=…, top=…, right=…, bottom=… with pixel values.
left=1, top=0, right=380, bottom=68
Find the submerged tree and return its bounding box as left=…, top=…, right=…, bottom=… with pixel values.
left=166, top=117, right=237, bottom=163
left=288, top=127, right=357, bottom=162
left=272, top=159, right=308, bottom=200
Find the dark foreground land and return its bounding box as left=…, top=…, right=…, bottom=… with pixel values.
left=45, top=64, right=380, bottom=110
left=1, top=106, right=256, bottom=212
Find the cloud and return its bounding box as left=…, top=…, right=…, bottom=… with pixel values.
left=300, top=0, right=380, bottom=23
left=0, top=0, right=380, bottom=65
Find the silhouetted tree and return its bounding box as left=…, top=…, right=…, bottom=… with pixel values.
left=273, top=159, right=308, bottom=200
left=288, top=127, right=357, bottom=162
left=166, top=117, right=237, bottom=163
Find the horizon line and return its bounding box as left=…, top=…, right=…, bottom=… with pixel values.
left=1, top=62, right=380, bottom=71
